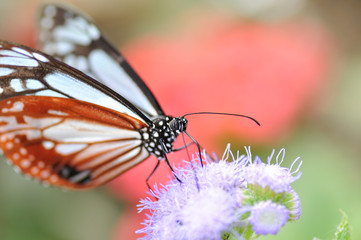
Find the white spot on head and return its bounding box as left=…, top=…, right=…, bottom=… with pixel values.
left=33, top=52, right=49, bottom=62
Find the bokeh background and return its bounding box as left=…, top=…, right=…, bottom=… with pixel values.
left=0, top=0, right=360, bottom=239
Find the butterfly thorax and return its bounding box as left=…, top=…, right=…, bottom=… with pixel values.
left=141, top=116, right=188, bottom=159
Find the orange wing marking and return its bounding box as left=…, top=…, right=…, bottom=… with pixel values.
left=0, top=95, right=149, bottom=189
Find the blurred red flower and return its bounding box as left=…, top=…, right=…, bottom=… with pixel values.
left=110, top=14, right=332, bottom=239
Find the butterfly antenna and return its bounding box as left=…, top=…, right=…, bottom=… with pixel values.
left=183, top=112, right=261, bottom=126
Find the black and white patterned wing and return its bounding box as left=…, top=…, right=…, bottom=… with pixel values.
left=0, top=41, right=150, bottom=123
left=37, top=4, right=163, bottom=118
left=0, top=41, right=151, bottom=189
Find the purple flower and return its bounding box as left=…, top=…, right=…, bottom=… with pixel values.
left=242, top=147, right=302, bottom=193
left=139, top=188, right=239, bottom=240
left=241, top=147, right=302, bottom=235
left=287, top=189, right=301, bottom=220
left=248, top=200, right=290, bottom=235
left=137, top=151, right=246, bottom=240
left=137, top=145, right=302, bottom=239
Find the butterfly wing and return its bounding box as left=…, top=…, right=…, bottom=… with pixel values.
left=0, top=96, right=150, bottom=189
left=0, top=40, right=149, bottom=123
left=0, top=41, right=150, bottom=189
left=37, top=4, right=163, bottom=118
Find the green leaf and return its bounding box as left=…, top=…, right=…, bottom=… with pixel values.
left=334, top=210, right=351, bottom=240
left=313, top=210, right=351, bottom=240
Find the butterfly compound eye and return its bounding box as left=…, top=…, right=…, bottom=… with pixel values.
left=169, top=117, right=188, bottom=132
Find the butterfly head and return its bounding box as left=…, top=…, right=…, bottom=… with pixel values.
left=169, top=117, right=188, bottom=133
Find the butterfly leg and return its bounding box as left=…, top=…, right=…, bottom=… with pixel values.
left=172, top=141, right=195, bottom=151
left=173, top=133, right=205, bottom=167
left=159, top=139, right=182, bottom=183
left=146, top=159, right=161, bottom=192
left=184, top=131, right=204, bottom=167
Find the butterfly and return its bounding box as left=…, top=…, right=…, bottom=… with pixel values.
left=0, top=4, right=194, bottom=190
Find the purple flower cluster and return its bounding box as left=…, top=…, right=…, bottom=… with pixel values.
left=137, top=145, right=302, bottom=240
